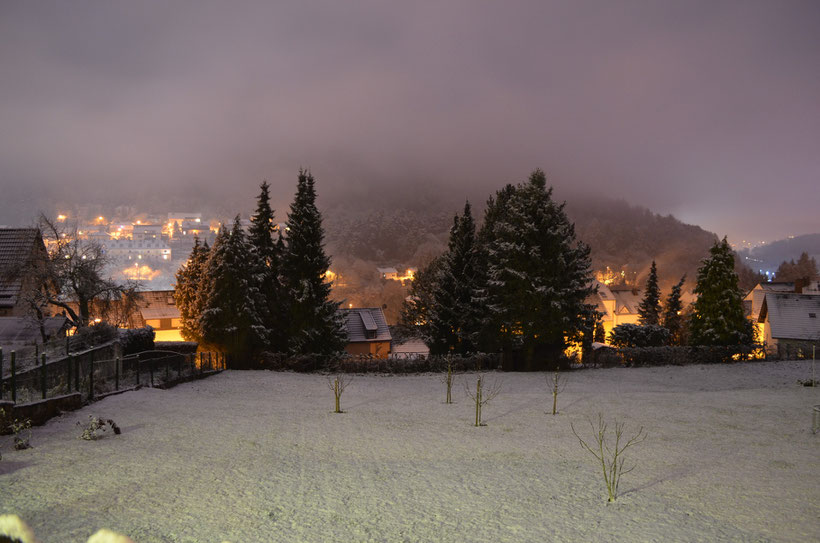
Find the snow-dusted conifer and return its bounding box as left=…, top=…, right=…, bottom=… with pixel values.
left=199, top=217, right=268, bottom=363
left=174, top=237, right=209, bottom=343
left=282, top=170, right=346, bottom=355
left=248, top=181, right=286, bottom=352
left=428, top=201, right=483, bottom=354
left=637, top=260, right=661, bottom=326
left=662, top=275, right=686, bottom=345
left=689, top=238, right=753, bottom=346
left=398, top=255, right=444, bottom=344
left=481, top=169, right=596, bottom=369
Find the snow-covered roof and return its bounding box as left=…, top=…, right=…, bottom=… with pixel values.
left=377, top=267, right=398, bottom=275
left=341, top=307, right=391, bottom=343
left=0, top=228, right=44, bottom=309
left=609, top=287, right=643, bottom=315
left=759, top=293, right=820, bottom=341
left=0, top=316, right=68, bottom=344
left=137, top=290, right=180, bottom=321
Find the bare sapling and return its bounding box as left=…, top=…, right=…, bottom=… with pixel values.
left=547, top=369, right=567, bottom=415
left=464, top=374, right=502, bottom=426
left=441, top=356, right=456, bottom=404
left=571, top=413, right=646, bottom=502
left=328, top=374, right=353, bottom=413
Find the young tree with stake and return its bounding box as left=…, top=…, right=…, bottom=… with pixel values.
left=464, top=374, right=502, bottom=426
left=571, top=413, right=646, bottom=502
left=328, top=374, right=352, bottom=413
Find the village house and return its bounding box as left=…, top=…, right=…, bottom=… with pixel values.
left=341, top=307, right=392, bottom=358
left=744, top=279, right=820, bottom=321
left=132, top=290, right=184, bottom=342
left=0, top=228, right=51, bottom=318
left=588, top=280, right=644, bottom=340
left=757, top=292, right=820, bottom=357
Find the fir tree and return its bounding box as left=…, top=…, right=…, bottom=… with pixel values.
left=199, top=217, right=268, bottom=363
left=481, top=169, right=596, bottom=369
left=428, top=201, right=483, bottom=354
left=689, top=237, right=753, bottom=346
left=638, top=260, right=661, bottom=325
left=398, top=255, right=445, bottom=344
left=173, top=237, right=209, bottom=343
left=282, top=170, right=346, bottom=355
left=248, top=180, right=286, bottom=351
left=662, top=275, right=686, bottom=345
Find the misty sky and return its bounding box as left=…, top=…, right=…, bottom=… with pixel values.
left=1, top=1, right=818, bottom=243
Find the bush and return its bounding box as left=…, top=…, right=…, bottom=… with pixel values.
left=119, top=326, right=155, bottom=355
left=257, top=352, right=502, bottom=374
left=154, top=341, right=198, bottom=355
left=609, top=324, right=670, bottom=348
left=71, top=323, right=119, bottom=351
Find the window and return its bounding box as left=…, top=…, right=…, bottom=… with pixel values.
left=810, top=313, right=817, bottom=318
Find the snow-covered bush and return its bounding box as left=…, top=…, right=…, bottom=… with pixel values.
left=78, top=416, right=121, bottom=440
left=608, top=323, right=670, bottom=348
left=118, top=326, right=155, bottom=355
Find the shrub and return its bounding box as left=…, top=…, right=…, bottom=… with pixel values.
left=72, top=323, right=118, bottom=350
left=153, top=341, right=198, bottom=355
left=609, top=324, right=670, bottom=348
left=119, top=326, right=155, bottom=355
left=78, top=415, right=121, bottom=440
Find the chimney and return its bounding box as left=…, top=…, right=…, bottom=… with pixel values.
left=795, top=277, right=808, bottom=294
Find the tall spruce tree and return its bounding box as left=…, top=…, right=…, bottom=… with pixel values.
left=689, top=237, right=753, bottom=346
left=481, top=169, right=596, bottom=369
left=662, top=274, right=686, bottom=345
left=199, top=217, right=268, bottom=363
left=428, top=201, right=483, bottom=354
left=174, top=237, right=209, bottom=343
left=248, top=181, right=286, bottom=351
left=398, top=255, right=445, bottom=345
left=638, top=260, right=661, bottom=325
left=282, top=170, right=346, bottom=355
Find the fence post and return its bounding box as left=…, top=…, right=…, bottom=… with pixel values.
left=74, top=355, right=80, bottom=392
left=0, top=347, right=3, bottom=401
left=66, top=353, right=72, bottom=395
left=115, top=356, right=120, bottom=391
left=149, top=358, right=154, bottom=387
left=11, top=351, right=16, bottom=403
left=41, top=353, right=47, bottom=400
left=89, top=351, right=95, bottom=402
left=136, top=355, right=140, bottom=386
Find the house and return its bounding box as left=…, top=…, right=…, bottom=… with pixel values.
left=0, top=228, right=51, bottom=318
left=757, top=292, right=820, bottom=357
left=587, top=280, right=644, bottom=340
left=0, top=316, right=69, bottom=348
left=341, top=307, right=392, bottom=358
left=377, top=267, right=399, bottom=281
left=745, top=279, right=820, bottom=321
left=132, top=290, right=183, bottom=342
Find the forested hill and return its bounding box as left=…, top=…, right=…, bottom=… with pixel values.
left=324, top=195, right=719, bottom=292
left=736, top=233, right=820, bottom=273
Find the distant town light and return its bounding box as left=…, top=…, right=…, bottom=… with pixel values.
left=56, top=214, right=67, bottom=221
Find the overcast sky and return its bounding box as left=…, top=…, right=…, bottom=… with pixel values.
left=1, top=0, right=818, bottom=243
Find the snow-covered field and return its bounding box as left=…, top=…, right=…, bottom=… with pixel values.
left=1, top=361, right=818, bottom=543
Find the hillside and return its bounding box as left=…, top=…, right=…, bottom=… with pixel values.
left=737, top=233, right=820, bottom=275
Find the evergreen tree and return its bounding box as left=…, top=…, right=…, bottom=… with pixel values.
left=282, top=170, right=346, bottom=355
left=199, top=217, right=268, bottom=363
left=662, top=274, right=686, bottom=345
left=173, top=237, right=209, bottom=343
left=428, top=201, right=483, bottom=354
left=398, top=255, right=445, bottom=344
left=481, top=169, right=596, bottom=369
left=248, top=181, right=286, bottom=351
left=689, top=237, right=753, bottom=346
left=637, top=260, right=661, bottom=325
left=775, top=252, right=819, bottom=282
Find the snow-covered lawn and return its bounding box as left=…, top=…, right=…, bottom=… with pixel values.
left=1, top=361, right=818, bottom=543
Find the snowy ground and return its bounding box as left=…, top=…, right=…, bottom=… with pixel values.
left=1, top=361, right=819, bottom=543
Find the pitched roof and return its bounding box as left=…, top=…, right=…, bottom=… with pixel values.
left=759, top=293, right=820, bottom=341
left=0, top=228, right=43, bottom=308
left=341, top=307, right=392, bottom=343
left=136, top=290, right=180, bottom=321
left=0, top=316, right=68, bottom=344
